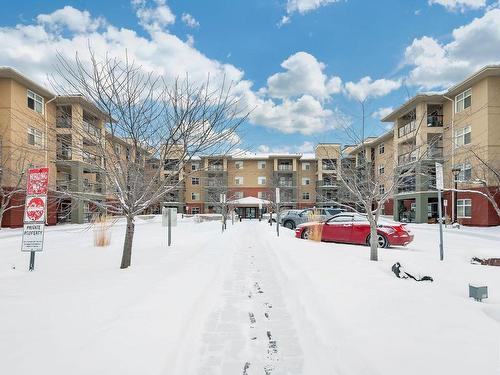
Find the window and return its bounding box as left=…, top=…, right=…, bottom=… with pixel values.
left=379, top=184, right=385, bottom=194
left=235, top=161, right=244, bottom=169
left=457, top=199, right=472, bottom=218
left=410, top=202, right=416, bottom=211
left=302, top=177, right=310, bottom=185
left=234, top=191, right=244, bottom=199
left=455, top=88, right=472, bottom=113
left=191, top=207, right=200, bottom=215
left=27, top=127, right=44, bottom=148
left=302, top=192, right=310, bottom=200
left=191, top=177, right=200, bottom=185
left=191, top=162, right=199, bottom=171
left=27, top=89, right=44, bottom=113
left=378, top=165, right=385, bottom=175
left=378, top=143, right=385, bottom=155
left=258, top=176, right=266, bottom=185
left=454, top=162, right=472, bottom=182
left=257, top=191, right=265, bottom=199
left=235, top=176, right=244, bottom=185
left=454, top=126, right=471, bottom=148
left=191, top=192, right=200, bottom=201
left=258, top=161, right=266, bottom=169
left=114, top=144, right=122, bottom=155
left=329, top=215, right=353, bottom=223
left=302, top=162, right=310, bottom=171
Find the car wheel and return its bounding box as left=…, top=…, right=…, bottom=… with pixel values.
left=301, top=228, right=309, bottom=239
left=366, top=234, right=388, bottom=248
left=284, top=220, right=296, bottom=230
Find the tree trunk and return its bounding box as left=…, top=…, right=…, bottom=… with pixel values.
left=120, top=216, right=135, bottom=269
left=369, top=221, right=378, bottom=261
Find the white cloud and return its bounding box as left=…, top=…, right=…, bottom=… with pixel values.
left=0, top=5, right=348, bottom=136
left=134, top=0, right=175, bottom=32
left=181, top=13, right=200, bottom=28
left=266, top=52, right=342, bottom=99
left=428, top=0, right=486, bottom=12
left=279, top=0, right=341, bottom=25
left=404, top=8, right=500, bottom=89
left=344, top=77, right=401, bottom=101
left=36, top=6, right=105, bottom=33
left=286, top=0, right=340, bottom=14
left=372, top=107, right=394, bottom=119
left=256, top=141, right=314, bottom=154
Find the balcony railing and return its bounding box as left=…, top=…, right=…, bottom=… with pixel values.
left=278, top=180, right=293, bottom=187
left=398, top=120, right=416, bottom=138
left=83, top=152, right=102, bottom=166
left=57, top=147, right=72, bottom=160
left=208, top=165, right=224, bottom=171
left=426, top=146, right=443, bottom=159
left=278, top=164, right=292, bottom=171
left=83, top=182, right=104, bottom=194
left=427, top=115, right=443, bottom=127
left=56, top=118, right=72, bottom=128
left=56, top=180, right=70, bottom=191
left=398, top=150, right=418, bottom=166
left=83, top=121, right=101, bottom=138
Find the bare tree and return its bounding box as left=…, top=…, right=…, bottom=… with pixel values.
left=51, top=50, right=248, bottom=269
left=317, top=102, right=440, bottom=261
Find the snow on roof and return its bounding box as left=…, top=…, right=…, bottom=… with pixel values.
left=227, top=196, right=271, bottom=205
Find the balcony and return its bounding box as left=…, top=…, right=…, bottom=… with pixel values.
left=427, top=115, right=443, bottom=127
left=426, top=146, right=443, bottom=159
left=83, top=121, right=101, bottom=139
left=57, top=147, right=72, bottom=160
left=398, top=121, right=416, bottom=138
left=83, top=151, right=102, bottom=166
left=56, top=118, right=72, bottom=128
left=83, top=181, right=104, bottom=194
left=398, top=150, right=418, bottom=166
left=56, top=180, right=71, bottom=192
left=208, top=164, right=224, bottom=171
left=278, top=164, right=293, bottom=171
left=278, top=179, right=293, bottom=187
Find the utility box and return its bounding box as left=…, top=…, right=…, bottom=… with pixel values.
left=469, top=284, right=488, bottom=302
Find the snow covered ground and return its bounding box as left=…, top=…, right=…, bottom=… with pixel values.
left=0, top=216, right=499, bottom=375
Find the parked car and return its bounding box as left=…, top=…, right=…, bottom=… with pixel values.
left=295, top=213, right=414, bottom=247
left=281, top=208, right=344, bottom=229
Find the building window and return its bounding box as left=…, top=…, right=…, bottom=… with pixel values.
left=235, top=176, right=244, bottom=185
left=257, top=191, right=265, bottom=199
left=454, top=126, right=471, bottom=148
left=235, top=191, right=244, bottom=199
left=27, top=89, right=44, bottom=114
left=454, top=162, right=472, bottom=182
left=27, top=127, right=44, bottom=148
left=191, top=192, right=200, bottom=201
left=258, top=176, right=266, bottom=185
left=191, top=162, right=199, bottom=171
left=302, top=192, right=310, bottom=200
left=455, top=88, right=472, bottom=113
left=378, top=143, right=385, bottom=154
left=258, top=161, right=266, bottom=169
left=379, top=184, right=385, bottom=194
left=191, top=207, right=200, bottom=214
left=114, top=144, right=121, bottom=155
left=235, top=161, right=244, bottom=169
left=302, top=162, right=310, bottom=171
left=457, top=199, right=472, bottom=218
left=191, top=177, right=200, bottom=185
left=378, top=165, right=385, bottom=175
left=302, top=177, right=310, bottom=185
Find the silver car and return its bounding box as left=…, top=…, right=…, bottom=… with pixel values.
left=281, top=208, right=345, bottom=230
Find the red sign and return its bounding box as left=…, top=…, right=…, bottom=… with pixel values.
left=24, top=196, right=46, bottom=222
left=26, top=168, right=49, bottom=195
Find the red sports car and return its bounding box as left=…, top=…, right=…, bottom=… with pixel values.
left=295, top=213, right=414, bottom=248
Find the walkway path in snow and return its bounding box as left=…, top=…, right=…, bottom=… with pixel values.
left=197, top=221, right=303, bottom=375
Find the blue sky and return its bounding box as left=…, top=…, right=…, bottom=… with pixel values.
left=1, top=0, right=499, bottom=153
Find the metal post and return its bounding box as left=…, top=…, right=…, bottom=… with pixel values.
left=29, top=251, right=35, bottom=271
left=437, top=188, right=444, bottom=261
left=167, top=208, right=171, bottom=247
left=276, top=208, right=280, bottom=237
left=454, top=180, right=458, bottom=223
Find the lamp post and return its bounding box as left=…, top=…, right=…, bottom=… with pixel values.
left=451, top=167, right=461, bottom=223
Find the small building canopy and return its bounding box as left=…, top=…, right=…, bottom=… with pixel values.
left=227, top=196, right=271, bottom=206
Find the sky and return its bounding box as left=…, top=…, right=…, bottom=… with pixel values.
left=1, top=0, right=499, bottom=154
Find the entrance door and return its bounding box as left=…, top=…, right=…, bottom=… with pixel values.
left=246, top=207, right=256, bottom=219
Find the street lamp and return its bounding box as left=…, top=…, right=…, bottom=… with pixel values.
left=451, top=167, right=461, bottom=223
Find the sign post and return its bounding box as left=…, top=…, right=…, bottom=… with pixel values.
left=162, top=207, right=177, bottom=247
left=435, top=162, right=444, bottom=261
left=258, top=202, right=262, bottom=222
left=21, top=167, right=49, bottom=271
left=275, top=188, right=280, bottom=237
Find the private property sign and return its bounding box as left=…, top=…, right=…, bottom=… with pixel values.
left=22, top=168, right=49, bottom=256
